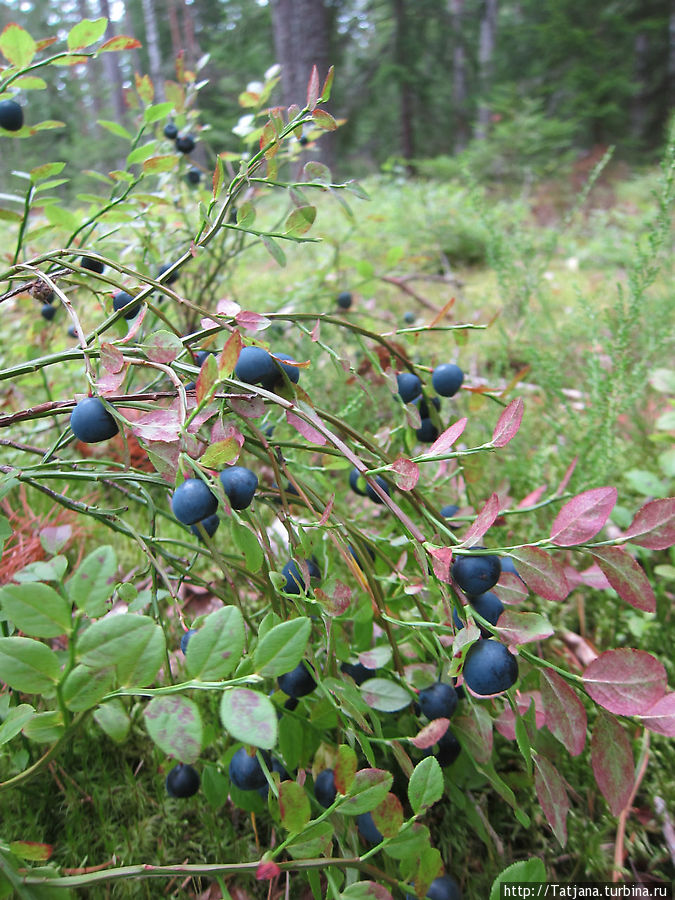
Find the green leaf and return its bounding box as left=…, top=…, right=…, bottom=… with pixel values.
left=144, top=101, right=174, bottom=124
left=0, top=582, right=71, bottom=638
left=0, top=23, right=37, bottom=68
left=202, top=764, right=229, bottom=809
left=143, top=155, right=176, bottom=174
left=22, top=710, right=64, bottom=743
left=97, top=119, right=133, bottom=140
left=340, top=883, right=393, bottom=899
left=236, top=201, right=256, bottom=228
left=489, top=858, right=547, bottom=900
left=360, top=677, right=412, bottom=712
left=383, top=822, right=433, bottom=860
left=284, top=205, right=316, bottom=237
left=12, top=76, right=47, bottom=90
left=279, top=780, right=311, bottom=833
left=185, top=606, right=244, bottom=680
left=262, top=235, right=286, bottom=267
left=254, top=618, right=312, bottom=677
left=126, top=142, right=159, bottom=166
left=68, top=545, right=117, bottom=617
left=231, top=521, right=263, bottom=573
left=94, top=699, right=130, bottom=743
left=29, top=162, right=66, bottom=184
left=0, top=637, right=60, bottom=693
left=44, top=204, right=80, bottom=232
left=200, top=439, right=241, bottom=468
left=144, top=696, right=203, bottom=763
left=285, top=821, right=333, bottom=860
left=0, top=208, right=22, bottom=223
left=62, top=665, right=114, bottom=712
left=407, top=756, right=443, bottom=815
left=0, top=704, right=35, bottom=746
left=77, top=614, right=166, bottom=687
left=67, top=18, right=108, bottom=51
left=219, top=688, right=278, bottom=749
left=340, top=768, right=392, bottom=815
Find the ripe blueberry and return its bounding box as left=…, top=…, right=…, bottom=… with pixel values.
left=235, top=346, right=276, bottom=385
left=70, top=397, right=119, bottom=443
left=278, top=662, right=316, bottom=698
left=67, top=325, right=77, bottom=339
left=113, top=290, right=140, bottom=320
left=397, top=372, right=422, bottom=403
left=418, top=682, right=458, bottom=720
left=366, top=476, right=390, bottom=504
left=432, top=363, right=464, bottom=397
left=464, top=591, right=504, bottom=634
left=281, top=558, right=320, bottom=594
left=229, top=747, right=270, bottom=791
left=175, top=134, right=195, bottom=154
left=171, top=478, right=218, bottom=525
left=340, top=661, right=372, bottom=685
left=219, top=466, right=258, bottom=510
left=80, top=256, right=105, bottom=274
left=462, top=639, right=518, bottom=695
left=190, top=514, right=220, bottom=540
left=41, top=304, right=56, bottom=321
left=436, top=729, right=461, bottom=767
left=414, top=394, right=441, bottom=418
left=403, top=311, right=416, bottom=324
left=186, top=167, right=201, bottom=186
left=357, top=812, right=383, bottom=844
left=157, top=263, right=179, bottom=285
left=180, top=629, right=197, bottom=654
left=336, top=291, right=352, bottom=309
left=452, top=553, right=501, bottom=595
left=440, top=504, right=460, bottom=526
left=165, top=763, right=200, bottom=798
left=262, top=352, right=300, bottom=390
left=314, top=769, right=337, bottom=808
left=349, top=468, right=367, bottom=496
left=163, top=122, right=178, bottom=140
left=0, top=99, right=23, bottom=132
left=416, top=418, right=439, bottom=443
left=407, top=874, right=462, bottom=900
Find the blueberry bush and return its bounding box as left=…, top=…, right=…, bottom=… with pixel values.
left=0, top=16, right=674, bottom=900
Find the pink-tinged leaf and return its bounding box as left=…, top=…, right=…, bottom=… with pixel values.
left=286, top=411, right=327, bottom=445
left=256, top=860, right=281, bottom=881
left=310, top=319, right=320, bottom=341
left=145, top=441, right=180, bottom=482
left=196, top=354, right=218, bottom=405
left=235, top=310, right=271, bottom=333
left=410, top=718, right=450, bottom=749
left=306, top=64, right=320, bottom=109
left=120, top=305, right=146, bottom=343
left=495, top=610, right=554, bottom=646
left=330, top=580, right=352, bottom=615
left=509, top=546, right=570, bottom=602
left=462, top=492, right=500, bottom=547
left=312, top=109, right=337, bottom=131
left=97, top=369, right=126, bottom=394
left=638, top=692, right=675, bottom=737
left=229, top=396, right=266, bottom=418
left=556, top=456, right=578, bottom=495
left=492, top=397, right=524, bottom=448
left=320, top=66, right=335, bottom=103
left=210, top=422, right=244, bottom=449
left=318, top=494, right=334, bottom=526
left=8, top=841, right=52, bottom=862
left=539, top=669, right=587, bottom=757
left=517, top=484, right=547, bottom=508
left=142, top=155, right=176, bottom=174
left=100, top=341, right=124, bottom=374
left=40, top=525, right=72, bottom=555
left=495, top=692, right=545, bottom=741
left=427, top=545, right=453, bottom=583
left=495, top=573, right=529, bottom=605
left=99, top=35, right=142, bottom=52
left=590, top=546, right=656, bottom=613
left=591, top=711, right=634, bottom=816
left=564, top=564, right=611, bottom=591
left=391, top=457, right=419, bottom=491
left=452, top=621, right=481, bottom=657
left=215, top=298, right=240, bottom=317
left=453, top=704, right=493, bottom=765
left=200, top=438, right=241, bottom=468
left=341, top=882, right=392, bottom=900
left=621, top=497, right=675, bottom=550
left=533, top=755, right=569, bottom=847
left=372, top=792, right=404, bottom=839
left=583, top=649, right=667, bottom=715
left=144, top=330, right=182, bottom=364
left=427, top=417, right=468, bottom=456
left=334, top=745, right=357, bottom=794
left=131, top=408, right=181, bottom=442
left=550, top=487, right=618, bottom=546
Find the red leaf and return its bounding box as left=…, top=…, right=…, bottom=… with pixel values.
left=100, top=341, right=124, bottom=374
left=426, top=417, right=467, bottom=456
left=462, top=492, right=499, bottom=547
left=492, top=397, right=524, bottom=448
left=229, top=396, right=266, bottom=418
left=533, top=755, right=569, bottom=847
left=99, top=35, right=142, bottom=52
left=235, top=310, right=271, bottom=333
left=410, top=718, right=450, bottom=749
left=621, top=497, right=675, bottom=550
left=590, top=711, right=634, bottom=816
left=218, top=331, right=242, bottom=377
left=591, top=546, right=656, bottom=613
left=306, top=64, right=320, bottom=109
left=550, top=487, right=617, bottom=546
left=495, top=610, right=554, bottom=646
left=310, top=319, right=320, bottom=341
left=638, top=692, right=675, bottom=737
left=539, top=670, right=587, bottom=756
left=509, top=546, right=570, bottom=602
left=427, top=546, right=453, bottom=583
left=517, top=485, right=547, bottom=508
left=556, top=456, right=578, bottom=495
left=285, top=411, right=327, bottom=445
left=131, top=408, right=181, bottom=442
left=583, top=648, right=667, bottom=715
left=495, top=691, right=545, bottom=741
left=564, top=563, right=611, bottom=591
left=391, top=457, right=419, bottom=491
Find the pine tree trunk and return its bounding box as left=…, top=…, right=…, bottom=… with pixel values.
left=475, top=0, right=498, bottom=140
left=450, top=0, right=469, bottom=152
left=99, top=0, right=127, bottom=124
left=142, top=0, right=166, bottom=101
left=393, top=0, right=415, bottom=169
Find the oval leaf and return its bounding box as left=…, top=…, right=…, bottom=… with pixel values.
left=495, top=610, right=554, bottom=646
left=539, top=669, right=587, bottom=757
left=590, top=546, right=656, bottom=613
left=492, top=397, right=524, bottom=448
left=426, top=417, right=468, bottom=456
left=185, top=606, right=244, bottom=680
left=279, top=781, right=311, bottom=833
left=621, top=497, right=675, bottom=550
left=371, top=792, right=404, bottom=839
left=391, top=457, right=419, bottom=491
left=77, top=614, right=166, bottom=687
left=360, top=678, right=412, bottom=713
left=144, top=695, right=203, bottom=763
left=340, top=768, right=393, bottom=815
left=286, top=411, right=326, bottom=445
left=590, top=711, right=634, bottom=816
left=254, top=617, right=312, bottom=677
left=0, top=582, right=71, bottom=638
left=583, top=648, right=667, bottom=715
left=533, top=755, right=568, bottom=847
left=462, top=493, right=500, bottom=547
left=220, top=688, right=278, bottom=749
left=637, top=692, right=675, bottom=737
left=68, top=545, right=117, bottom=617
left=508, top=546, right=570, bottom=602
left=550, top=487, right=617, bottom=546
left=410, top=718, right=450, bottom=750
left=407, top=756, right=443, bottom=815
left=0, top=637, right=60, bottom=693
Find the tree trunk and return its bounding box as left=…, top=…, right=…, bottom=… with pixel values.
left=449, top=0, right=469, bottom=152
left=475, top=0, right=498, bottom=140
left=270, top=0, right=335, bottom=170
left=99, top=0, right=127, bottom=124
left=125, top=2, right=143, bottom=75
left=141, top=0, right=166, bottom=101
left=392, top=0, right=415, bottom=169
left=167, top=0, right=183, bottom=63
left=182, top=0, right=201, bottom=70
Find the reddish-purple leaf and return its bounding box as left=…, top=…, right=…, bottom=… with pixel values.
left=583, top=649, right=667, bottom=715
left=638, top=692, right=675, bottom=737
left=550, top=487, right=617, bottom=546
left=410, top=718, right=450, bottom=749
left=391, top=457, right=419, bottom=491
left=100, top=341, right=124, bottom=373
left=97, top=369, right=126, bottom=394
left=256, top=861, right=281, bottom=881
left=285, top=411, right=327, bottom=445
left=131, top=409, right=181, bottom=442
left=427, top=545, right=453, bottom=583
left=564, top=563, right=611, bottom=591
left=495, top=691, right=545, bottom=741
left=517, top=485, right=547, bottom=508
left=556, top=456, right=578, bottom=495
left=509, top=546, right=570, bottom=602
left=210, top=422, right=245, bottom=453
left=621, top=497, right=675, bottom=550
left=218, top=331, right=242, bottom=377
left=229, top=396, right=266, bottom=419
left=306, top=64, right=320, bottom=109
left=145, top=441, right=180, bottom=482
left=492, top=397, right=524, bottom=448
left=144, top=330, right=182, bottom=364
left=318, top=494, right=334, bottom=526
left=462, top=493, right=500, bottom=547
left=495, top=610, right=554, bottom=646
left=590, top=711, right=634, bottom=816
left=495, top=573, right=529, bottom=605
left=310, top=319, right=320, bottom=341
left=452, top=705, right=493, bottom=765
left=426, top=417, right=467, bottom=456
left=371, top=792, right=404, bottom=839
left=539, top=669, right=587, bottom=757
left=533, top=755, right=569, bottom=847
left=590, top=546, right=656, bottom=613
left=235, top=310, right=271, bottom=333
